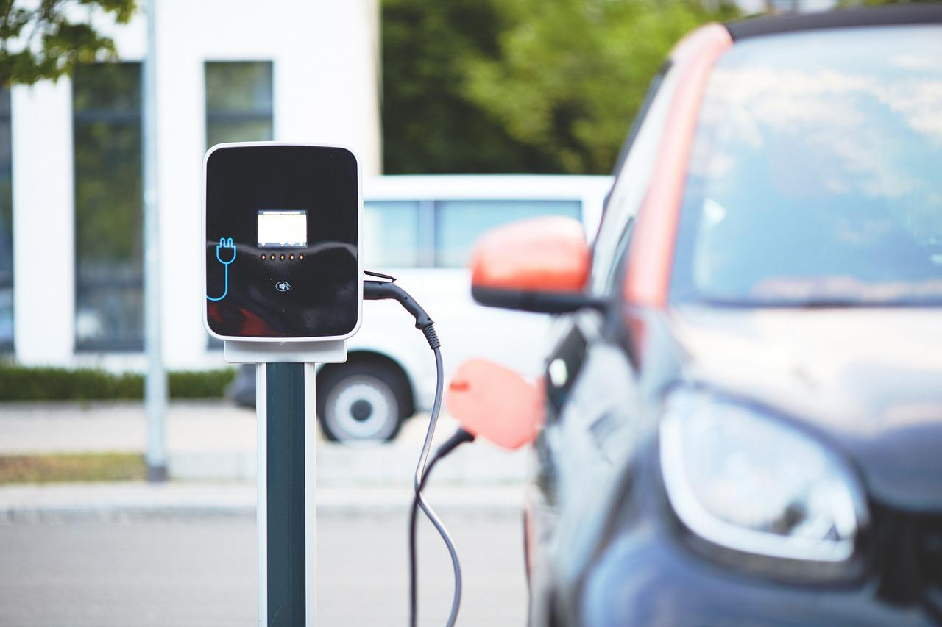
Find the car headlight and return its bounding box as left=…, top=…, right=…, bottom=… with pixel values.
left=659, top=391, right=867, bottom=571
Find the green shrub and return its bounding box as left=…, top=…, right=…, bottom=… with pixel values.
left=169, top=369, right=237, bottom=399
left=0, top=365, right=236, bottom=402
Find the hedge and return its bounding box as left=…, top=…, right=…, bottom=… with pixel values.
left=0, top=365, right=237, bottom=402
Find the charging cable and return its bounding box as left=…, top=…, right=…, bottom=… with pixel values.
left=207, top=237, right=236, bottom=301
left=408, top=428, right=475, bottom=627
left=363, top=273, right=463, bottom=627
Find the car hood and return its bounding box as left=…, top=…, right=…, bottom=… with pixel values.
left=667, top=306, right=942, bottom=511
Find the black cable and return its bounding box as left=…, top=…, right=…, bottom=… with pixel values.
left=363, top=276, right=462, bottom=626
left=409, top=428, right=476, bottom=627
left=412, top=346, right=462, bottom=626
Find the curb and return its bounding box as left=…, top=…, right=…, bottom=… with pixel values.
left=0, top=482, right=526, bottom=521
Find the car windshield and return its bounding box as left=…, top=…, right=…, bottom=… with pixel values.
left=671, top=26, right=942, bottom=307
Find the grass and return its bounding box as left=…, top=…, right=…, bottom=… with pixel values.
left=0, top=453, right=147, bottom=485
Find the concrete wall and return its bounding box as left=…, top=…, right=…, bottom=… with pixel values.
left=10, top=0, right=380, bottom=370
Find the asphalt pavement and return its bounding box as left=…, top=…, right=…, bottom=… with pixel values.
left=0, top=510, right=527, bottom=627
left=0, top=400, right=531, bottom=626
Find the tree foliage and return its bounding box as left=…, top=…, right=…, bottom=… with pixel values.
left=464, top=0, right=739, bottom=174
left=381, top=0, right=561, bottom=174
left=381, top=0, right=738, bottom=174
left=0, top=0, right=135, bottom=87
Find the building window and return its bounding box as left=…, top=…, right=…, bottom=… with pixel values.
left=73, top=63, right=143, bottom=351
left=205, top=61, right=273, bottom=349
left=205, top=61, right=273, bottom=147
left=0, top=90, right=12, bottom=352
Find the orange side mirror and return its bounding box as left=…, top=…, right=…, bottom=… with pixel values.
left=469, top=216, right=601, bottom=313
left=447, top=359, right=544, bottom=450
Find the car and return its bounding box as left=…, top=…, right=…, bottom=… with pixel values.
left=465, top=5, right=942, bottom=626
left=226, top=174, right=611, bottom=442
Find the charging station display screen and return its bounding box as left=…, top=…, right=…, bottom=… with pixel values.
left=258, top=210, right=308, bottom=248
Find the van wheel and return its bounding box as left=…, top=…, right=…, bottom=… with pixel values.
left=316, top=362, right=409, bottom=443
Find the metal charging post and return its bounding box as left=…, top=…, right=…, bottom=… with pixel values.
left=260, top=362, right=308, bottom=626
left=226, top=341, right=348, bottom=627
left=203, top=143, right=362, bottom=627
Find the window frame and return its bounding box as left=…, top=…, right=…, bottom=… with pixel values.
left=0, top=88, right=12, bottom=353
left=72, top=61, right=145, bottom=353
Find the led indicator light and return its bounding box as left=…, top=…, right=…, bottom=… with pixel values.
left=280, top=254, right=286, bottom=261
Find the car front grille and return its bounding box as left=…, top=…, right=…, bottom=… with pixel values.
left=872, top=504, right=942, bottom=619
left=922, top=521, right=942, bottom=618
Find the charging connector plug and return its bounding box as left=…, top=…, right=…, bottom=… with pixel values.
left=364, top=279, right=440, bottom=349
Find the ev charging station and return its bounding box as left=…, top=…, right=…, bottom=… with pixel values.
left=203, top=142, right=362, bottom=626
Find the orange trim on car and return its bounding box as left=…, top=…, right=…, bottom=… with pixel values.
left=624, top=24, right=732, bottom=307
left=470, top=216, right=590, bottom=293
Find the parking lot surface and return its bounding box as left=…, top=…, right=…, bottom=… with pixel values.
left=0, top=509, right=527, bottom=627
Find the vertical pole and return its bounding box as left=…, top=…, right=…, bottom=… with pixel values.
left=256, top=364, right=268, bottom=626
left=304, top=363, right=317, bottom=626
left=143, top=0, right=167, bottom=482
left=264, top=362, right=308, bottom=626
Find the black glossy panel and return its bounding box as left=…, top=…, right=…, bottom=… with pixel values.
left=205, top=145, right=359, bottom=339
left=471, top=286, right=606, bottom=314
left=726, top=4, right=942, bottom=41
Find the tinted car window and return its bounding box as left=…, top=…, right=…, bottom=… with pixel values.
left=591, top=65, right=680, bottom=296
left=672, top=26, right=942, bottom=306
left=436, top=199, right=581, bottom=268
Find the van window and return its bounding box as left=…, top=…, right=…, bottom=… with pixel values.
left=362, top=201, right=421, bottom=267
left=436, top=199, right=581, bottom=268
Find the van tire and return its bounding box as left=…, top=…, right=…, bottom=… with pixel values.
left=316, top=361, right=409, bottom=443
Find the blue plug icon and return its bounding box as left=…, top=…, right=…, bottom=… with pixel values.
left=207, top=237, right=236, bottom=302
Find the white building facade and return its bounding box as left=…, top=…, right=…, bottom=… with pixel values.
left=6, top=0, right=380, bottom=371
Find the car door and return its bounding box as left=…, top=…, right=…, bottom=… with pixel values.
left=525, top=224, right=647, bottom=627
left=525, top=63, right=682, bottom=624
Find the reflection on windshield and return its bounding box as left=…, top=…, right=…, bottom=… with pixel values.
left=672, top=26, right=942, bottom=306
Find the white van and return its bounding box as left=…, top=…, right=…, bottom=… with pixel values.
left=228, top=175, right=612, bottom=441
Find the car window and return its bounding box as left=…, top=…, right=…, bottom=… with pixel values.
left=590, top=65, right=680, bottom=296
left=362, top=201, right=421, bottom=268
left=435, top=199, right=581, bottom=268
left=672, top=26, right=942, bottom=306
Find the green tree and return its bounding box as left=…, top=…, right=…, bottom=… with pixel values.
left=0, top=0, right=135, bottom=87
left=381, top=0, right=562, bottom=173
left=464, top=0, right=738, bottom=174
